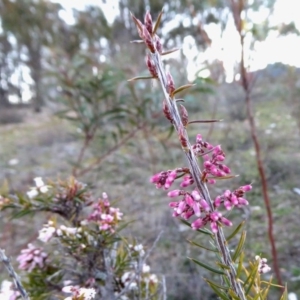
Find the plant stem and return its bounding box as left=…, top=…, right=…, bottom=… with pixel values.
left=239, top=34, right=282, bottom=287
left=0, top=249, right=30, bottom=300
left=151, top=51, right=247, bottom=299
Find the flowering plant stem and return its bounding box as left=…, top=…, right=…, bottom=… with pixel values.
left=150, top=50, right=247, bottom=300
left=229, top=0, right=282, bottom=286
left=0, top=249, right=30, bottom=300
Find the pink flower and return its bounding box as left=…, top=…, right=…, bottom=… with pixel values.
left=87, top=195, right=123, bottom=233
left=17, top=244, right=48, bottom=272
left=255, top=255, right=271, bottom=274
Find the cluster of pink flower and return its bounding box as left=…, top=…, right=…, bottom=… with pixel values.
left=192, top=134, right=231, bottom=184
left=150, top=135, right=252, bottom=233
left=255, top=255, right=271, bottom=274
left=87, top=193, right=123, bottom=233
left=16, top=243, right=48, bottom=272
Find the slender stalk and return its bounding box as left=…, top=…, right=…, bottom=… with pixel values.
left=150, top=51, right=247, bottom=299
left=0, top=249, right=30, bottom=300
left=239, top=34, right=282, bottom=287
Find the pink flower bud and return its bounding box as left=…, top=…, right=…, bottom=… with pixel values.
left=214, top=196, right=222, bottom=207
left=220, top=217, right=232, bottom=227
left=169, top=202, right=178, bottom=208
left=213, top=145, right=222, bottom=155
left=216, top=155, right=225, bottom=161
left=241, top=184, right=252, bottom=192
left=206, top=178, right=215, bottom=184
left=182, top=209, right=194, bottom=219
left=210, top=221, right=218, bottom=233
left=154, top=35, right=163, bottom=54
left=196, top=134, right=202, bottom=143
left=191, top=190, right=201, bottom=201
left=150, top=173, right=160, bottom=183
left=144, top=11, right=153, bottom=35
left=191, top=218, right=205, bottom=230
left=185, top=194, right=194, bottom=206
left=143, top=25, right=155, bottom=53
left=166, top=72, right=175, bottom=95
left=200, top=199, right=210, bottom=212
left=167, top=190, right=182, bottom=198
left=224, top=190, right=231, bottom=198
left=224, top=200, right=232, bottom=210
left=238, top=197, right=249, bottom=206
left=210, top=211, right=221, bottom=222
left=176, top=200, right=186, bottom=214
left=192, top=202, right=201, bottom=217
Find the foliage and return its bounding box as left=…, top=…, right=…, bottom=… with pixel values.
left=0, top=177, right=162, bottom=300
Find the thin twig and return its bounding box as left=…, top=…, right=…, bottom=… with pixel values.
left=0, top=249, right=30, bottom=300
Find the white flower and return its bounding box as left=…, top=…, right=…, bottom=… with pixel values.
left=27, top=189, right=38, bottom=199
left=34, top=177, right=49, bottom=193
left=149, top=274, right=158, bottom=284
left=134, top=244, right=145, bottom=257
left=79, top=288, right=96, bottom=300
left=128, top=282, right=137, bottom=290
left=38, top=226, right=56, bottom=243
left=62, top=286, right=96, bottom=300
left=288, top=293, right=298, bottom=300
left=0, top=280, right=19, bottom=300
left=142, top=264, right=150, bottom=273
left=57, top=225, right=78, bottom=237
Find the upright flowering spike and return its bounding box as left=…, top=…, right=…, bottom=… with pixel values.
left=144, top=11, right=153, bottom=36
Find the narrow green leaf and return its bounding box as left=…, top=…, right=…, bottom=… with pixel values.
left=226, top=221, right=245, bottom=242
left=232, top=231, right=246, bottom=262
left=189, top=257, right=225, bottom=275
left=127, top=76, right=154, bottom=81
left=243, top=262, right=258, bottom=288
left=172, top=83, right=195, bottom=97
left=279, top=286, right=288, bottom=300
left=253, top=291, right=264, bottom=300
left=11, top=209, right=34, bottom=219
left=245, top=264, right=259, bottom=295
left=228, top=289, right=241, bottom=300
left=216, top=262, right=231, bottom=270
left=237, top=251, right=244, bottom=278
left=262, top=275, right=273, bottom=299
left=153, top=9, right=163, bottom=35
left=204, top=279, right=230, bottom=300
left=187, top=239, right=218, bottom=252
left=179, top=219, right=213, bottom=236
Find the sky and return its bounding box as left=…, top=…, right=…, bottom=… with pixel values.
left=51, top=0, right=300, bottom=82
